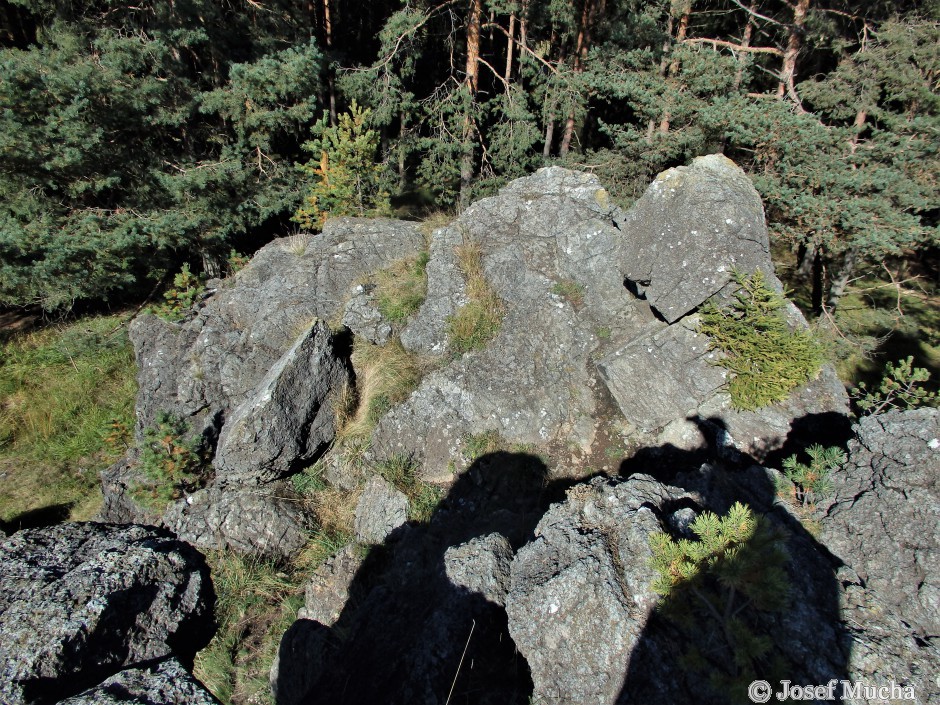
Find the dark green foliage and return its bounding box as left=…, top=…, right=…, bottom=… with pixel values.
left=778, top=444, right=845, bottom=508
left=649, top=502, right=790, bottom=702
left=134, top=412, right=203, bottom=512
left=853, top=356, right=939, bottom=415
left=0, top=1, right=322, bottom=309
left=699, top=270, right=826, bottom=410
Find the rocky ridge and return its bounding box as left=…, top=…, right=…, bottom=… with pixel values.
left=2, top=157, right=935, bottom=704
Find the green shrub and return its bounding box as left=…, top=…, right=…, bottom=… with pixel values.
left=151, top=264, right=205, bottom=322
left=852, top=356, right=938, bottom=415
left=649, top=502, right=789, bottom=701
left=777, top=444, right=844, bottom=508
left=375, top=252, right=430, bottom=324
left=447, top=241, right=505, bottom=354
left=294, top=102, right=391, bottom=230
left=699, top=270, right=826, bottom=410
left=133, top=412, right=203, bottom=511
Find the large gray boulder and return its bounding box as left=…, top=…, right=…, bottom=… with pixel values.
left=822, top=408, right=940, bottom=637
left=163, top=485, right=311, bottom=560
left=505, top=475, right=687, bottom=705
left=353, top=475, right=410, bottom=544
left=0, top=523, right=214, bottom=704
left=212, top=321, right=348, bottom=485
left=617, top=153, right=772, bottom=323
left=58, top=658, right=220, bottom=705
left=130, top=217, right=424, bottom=443
left=371, top=167, right=653, bottom=480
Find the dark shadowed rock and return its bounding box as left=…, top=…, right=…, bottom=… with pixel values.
left=617, top=154, right=772, bottom=323
left=58, top=658, right=220, bottom=705
left=0, top=522, right=214, bottom=705
left=822, top=408, right=940, bottom=637
left=212, top=321, right=348, bottom=486
left=506, top=475, right=689, bottom=704
left=163, top=485, right=310, bottom=561
left=297, top=544, right=364, bottom=626
left=354, top=475, right=409, bottom=544
left=444, top=532, right=513, bottom=607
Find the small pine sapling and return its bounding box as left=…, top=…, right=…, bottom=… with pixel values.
left=152, top=264, right=205, bottom=322
left=649, top=502, right=790, bottom=701
left=852, top=356, right=938, bottom=416
left=778, top=444, right=844, bottom=508
left=134, top=412, right=204, bottom=511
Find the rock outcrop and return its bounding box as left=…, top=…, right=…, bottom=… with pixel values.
left=0, top=522, right=215, bottom=704
left=58, top=658, right=220, bottom=705
left=101, top=217, right=426, bottom=556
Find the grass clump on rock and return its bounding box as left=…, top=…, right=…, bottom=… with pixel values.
left=448, top=240, right=505, bottom=354
left=699, top=270, right=825, bottom=410
left=375, top=252, right=430, bottom=324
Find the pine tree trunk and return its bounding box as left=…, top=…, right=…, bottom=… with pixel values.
left=733, top=1, right=755, bottom=90
left=560, top=0, right=600, bottom=156
left=505, top=12, right=516, bottom=85
left=648, top=13, right=674, bottom=141
left=810, top=249, right=824, bottom=315
left=825, top=248, right=858, bottom=313
left=460, top=0, right=483, bottom=209
left=322, top=0, right=337, bottom=125
left=658, top=8, right=690, bottom=135
left=543, top=115, right=555, bottom=160
left=777, top=0, right=810, bottom=109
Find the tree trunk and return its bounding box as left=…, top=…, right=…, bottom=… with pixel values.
left=460, top=0, right=483, bottom=209
left=543, top=114, right=556, bottom=160
left=796, top=242, right=817, bottom=282
left=505, top=12, right=516, bottom=85
left=825, top=248, right=858, bottom=313
left=810, top=248, right=824, bottom=315
left=560, top=0, right=601, bottom=156
left=322, top=0, right=337, bottom=125
left=733, top=0, right=755, bottom=90
left=398, top=113, right=408, bottom=190
left=648, top=13, right=674, bottom=141
left=777, top=0, right=810, bottom=110
left=659, top=7, right=691, bottom=135
left=517, top=0, right=529, bottom=76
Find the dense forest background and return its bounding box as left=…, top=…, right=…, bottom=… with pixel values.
left=0, top=0, right=937, bottom=314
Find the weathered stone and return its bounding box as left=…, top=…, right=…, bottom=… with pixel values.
left=128, top=217, right=423, bottom=446
left=163, top=485, right=310, bottom=560
left=212, top=321, right=349, bottom=485
left=598, top=320, right=728, bottom=432
left=97, top=452, right=162, bottom=526
left=506, top=475, right=690, bottom=705
left=617, top=153, right=772, bottom=323
left=822, top=409, right=940, bottom=637
left=373, top=167, right=650, bottom=480
left=0, top=523, right=213, bottom=704
left=270, top=619, right=330, bottom=705
left=342, top=285, right=392, bottom=345
left=444, top=532, right=513, bottom=607
left=58, top=658, right=220, bottom=705
left=354, top=475, right=409, bottom=544
left=298, top=544, right=364, bottom=626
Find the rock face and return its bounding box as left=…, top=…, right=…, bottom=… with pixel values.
left=617, top=153, right=772, bottom=323
left=212, top=321, right=347, bottom=486
left=163, top=485, right=311, bottom=560
left=505, top=476, right=686, bottom=704
left=444, top=532, right=513, bottom=607
left=368, top=162, right=846, bottom=481
left=822, top=409, right=940, bottom=637
left=0, top=522, right=214, bottom=704
left=102, top=217, right=426, bottom=555
left=354, top=475, right=410, bottom=544
left=58, top=658, right=220, bottom=705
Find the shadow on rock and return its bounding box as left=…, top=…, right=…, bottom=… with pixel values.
left=616, top=415, right=850, bottom=704
left=273, top=451, right=580, bottom=705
